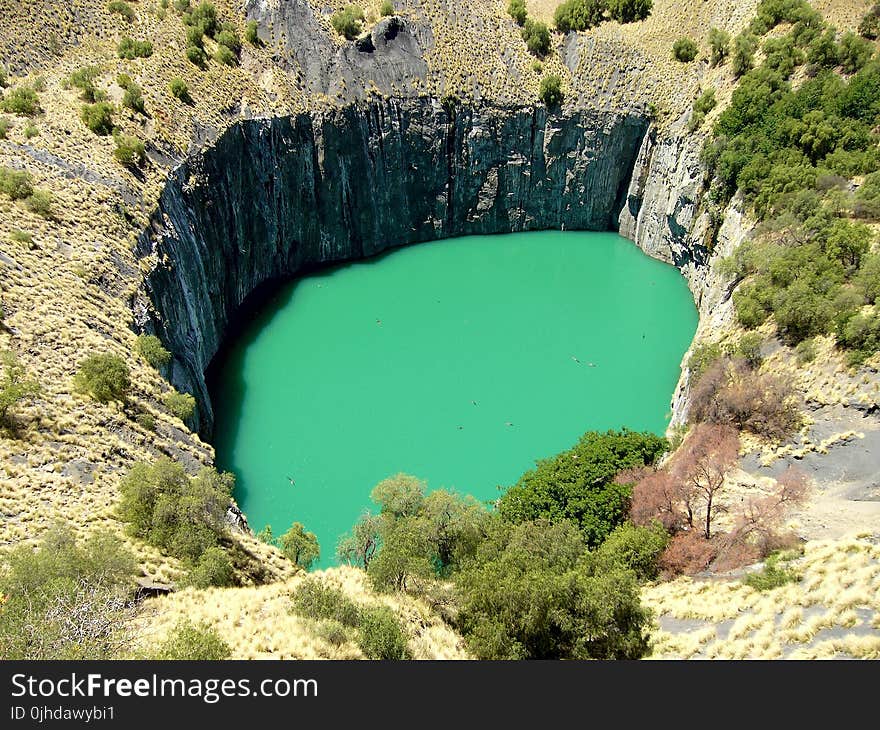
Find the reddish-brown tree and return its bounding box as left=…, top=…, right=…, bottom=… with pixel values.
left=631, top=470, right=686, bottom=532
left=716, top=466, right=809, bottom=568
left=689, top=359, right=800, bottom=440
left=658, top=531, right=719, bottom=578
left=670, top=423, right=740, bottom=539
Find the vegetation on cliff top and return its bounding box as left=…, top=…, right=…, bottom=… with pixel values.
left=703, top=0, right=880, bottom=366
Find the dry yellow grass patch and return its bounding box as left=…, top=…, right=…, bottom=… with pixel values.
left=133, top=566, right=470, bottom=660
left=645, top=535, right=880, bottom=659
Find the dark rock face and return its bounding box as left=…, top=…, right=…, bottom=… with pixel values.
left=135, top=97, right=650, bottom=434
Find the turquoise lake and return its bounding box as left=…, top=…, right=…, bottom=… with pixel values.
left=209, top=231, right=698, bottom=567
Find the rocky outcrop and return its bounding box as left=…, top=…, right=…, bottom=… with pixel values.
left=135, top=97, right=651, bottom=434
left=245, top=0, right=433, bottom=102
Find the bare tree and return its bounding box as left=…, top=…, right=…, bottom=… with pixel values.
left=670, top=424, right=740, bottom=539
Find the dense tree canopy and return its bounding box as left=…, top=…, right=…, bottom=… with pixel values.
left=498, top=429, right=667, bottom=546
left=454, top=519, right=651, bottom=659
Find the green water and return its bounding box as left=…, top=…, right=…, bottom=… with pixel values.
left=209, top=231, right=698, bottom=567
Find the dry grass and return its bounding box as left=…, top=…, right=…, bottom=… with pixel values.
left=132, top=566, right=470, bottom=659
left=645, top=535, right=880, bottom=659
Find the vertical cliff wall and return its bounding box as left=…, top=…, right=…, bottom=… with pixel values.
left=135, top=97, right=652, bottom=433
left=619, top=117, right=748, bottom=425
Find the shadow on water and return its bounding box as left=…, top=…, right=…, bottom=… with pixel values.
left=205, top=254, right=379, bottom=516
left=206, top=277, right=297, bottom=512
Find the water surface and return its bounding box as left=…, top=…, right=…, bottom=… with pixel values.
left=209, top=231, right=698, bottom=567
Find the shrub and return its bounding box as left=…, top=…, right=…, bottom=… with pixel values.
left=154, top=621, right=231, bottom=660
left=291, top=578, right=361, bottom=627
left=214, top=44, right=236, bottom=66
left=74, top=353, right=130, bottom=402
left=522, top=19, right=551, bottom=56
left=186, top=546, right=235, bottom=588
left=607, top=0, right=651, bottom=23
left=186, top=1, right=218, bottom=37
left=774, top=280, right=837, bottom=342
left=0, top=64, right=6, bottom=87
left=0, top=116, right=9, bottom=139
left=357, top=606, right=411, bottom=660
left=135, top=334, right=170, bottom=369
left=855, top=253, right=880, bottom=303
left=689, top=88, right=716, bottom=130
left=279, top=522, right=320, bottom=569
left=838, top=310, right=880, bottom=366
left=113, top=133, right=146, bottom=166
left=186, top=44, right=206, bottom=65
left=379, top=0, right=394, bottom=16
left=659, top=531, right=718, bottom=577
left=316, top=620, right=353, bottom=647
left=860, top=3, right=880, bottom=39
left=0, top=166, right=33, bottom=200
left=538, top=74, right=563, bottom=107
left=742, top=553, right=799, bottom=590
left=118, top=457, right=233, bottom=561
left=689, top=359, right=800, bottom=440
left=68, top=66, right=103, bottom=102
left=163, top=390, right=195, bottom=422
left=216, top=29, right=240, bottom=55
left=24, top=189, right=52, bottom=218
left=135, top=412, right=155, bottom=431
left=687, top=341, right=723, bottom=381
left=0, top=525, right=137, bottom=659
left=673, top=37, right=698, bottom=62
left=507, top=0, right=527, bottom=25
left=0, top=85, right=40, bottom=115
left=244, top=20, right=260, bottom=45
left=169, top=77, right=190, bottom=101
left=554, top=0, right=606, bottom=32
left=122, top=83, right=145, bottom=114
left=117, top=37, right=153, bottom=59
left=331, top=5, right=365, bottom=40
left=590, top=522, right=669, bottom=580
left=499, top=429, right=667, bottom=547
left=107, top=1, right=135, bottom=21
left=80, top=102, right=115, bottom=135
left=839, top=31, right=874, bottom=75
left=0, top=350, right=40, bottom=426
left=709, top=27, right=731, bottom=66
left=22, top=121, right=37, bottom=138
left=732, top=33, right=757, bottom=76
left=807, top=27, right=839, bottom=68
left=794, top=338, right=817, bottom=364
left=734, top=332, right=764, bottom=368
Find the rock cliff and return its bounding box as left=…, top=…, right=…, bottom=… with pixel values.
left=135, top=97, right=654, bottom=433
